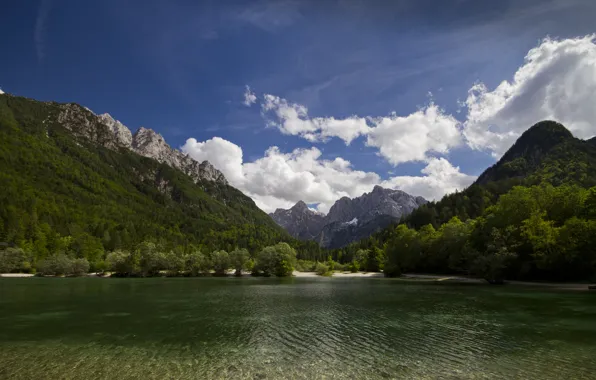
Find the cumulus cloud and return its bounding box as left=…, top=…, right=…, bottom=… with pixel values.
left=260, top=94, right=461, bottom=163
left=243, top=85, right=257, bottom=106
left=182, top=137, right=475, bottom=213
left=381, top=158, right=476, bottom=202
left=366, top=104, right=462, bottom=165
left=181, top=137, right=244, bottom=183
left=0, top=87, right=4, bottom=95
left=464, top=35, right=596, bottom=157
left=261, top=94, right=369, bottom=144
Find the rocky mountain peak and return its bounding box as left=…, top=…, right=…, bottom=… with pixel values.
left=272, top=186, right=427, bottom=248
left=291, top=200, right=309, bottom=212
left=98, top=113, right=132, bottom=147
left=56, top=103, right=228, bottom=186
left=198, top=160, right=228, bottom=184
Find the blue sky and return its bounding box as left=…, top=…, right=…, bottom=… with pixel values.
left=2, top=0, right=596, bottom=212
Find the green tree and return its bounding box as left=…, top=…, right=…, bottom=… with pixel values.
left=211, top=250, right=230, bottom=275
left=185, top=251, right=211, bottom=276
left=384, top=224, right=419, bottom=277
left=254, top=243, right=296, bottom=277
left=37, top=254, right=74, bottom=276
left=229, top=248, right=250, bottom=276
left=0, top=247, right=27, bottom=273
left=71, top=258, right=90, bottom=276
left=106, top=250, right=133, bottom=275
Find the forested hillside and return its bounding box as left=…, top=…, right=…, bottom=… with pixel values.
left=0, top=94, right=323, bottom=272
left=333, top=122, right=596, bottom=282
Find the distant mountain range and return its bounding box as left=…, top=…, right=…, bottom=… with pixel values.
left=270, top=186, right=427, bottom=248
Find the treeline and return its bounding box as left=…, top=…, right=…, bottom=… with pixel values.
left=336, top=184, right=596, bottom=282
left=0, top=242, right=301, bottom=277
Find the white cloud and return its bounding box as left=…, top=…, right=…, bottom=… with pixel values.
left=0, top=88, right=4, bottom=95
left=261, top=94, right=369, bottom=145
left=181, top=137, right=244, bottom=183
left=381, top=158, right=476, bottom=202
left=464, top=35, right=596, bottom=157
left=365, top=104, right=462, bottom=165
left=243, top=85, right=257, bottom=106
left=260, top=93, right=462, bottom=164
left=182, top=136, right=475, bottom=213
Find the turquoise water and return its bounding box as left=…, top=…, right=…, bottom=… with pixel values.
left=0, top=277, right=595, bottom=379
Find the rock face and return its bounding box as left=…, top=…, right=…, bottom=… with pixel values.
left=57, top=104, right=228, bottom=185
left=270, top=201, right=326, bottom=240
left=271, top=186, right=427, bottom=248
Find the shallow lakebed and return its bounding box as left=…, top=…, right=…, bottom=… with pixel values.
left=1, top=277, right=595, bottom=379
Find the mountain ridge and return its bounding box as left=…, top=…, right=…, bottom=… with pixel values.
left=56, top=101, right=228, bottom=185
left=270, top=186, right=427, bottom=248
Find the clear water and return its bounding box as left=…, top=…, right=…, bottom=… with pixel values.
left=0, top=277, right=595, bottom=379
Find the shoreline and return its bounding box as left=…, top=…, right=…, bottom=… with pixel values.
left=1, top=272, right=593, bottom=290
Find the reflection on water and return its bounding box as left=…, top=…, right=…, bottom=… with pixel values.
left=0, top=277, right=595, bottom=379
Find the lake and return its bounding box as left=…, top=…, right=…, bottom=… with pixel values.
left=0, top=277, right=595, bottom=379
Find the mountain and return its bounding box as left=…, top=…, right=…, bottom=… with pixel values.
left=58, top=103, right=228, bottom=185
left=0, top=93, right=300, bottom=264
left=270, top=186, right=427, bottom=248
left=351, top=120, right=596, bottom=250
left=269, top=201, right=326, bottom=240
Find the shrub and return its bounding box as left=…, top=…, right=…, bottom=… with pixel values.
left=211, top=250, right=230, bottom=275
left=254, top=243, right=296, bottom=277
left=0, top=248, right=27, bottom=273
left=230, top=248, right=250, bottom=276
left=106, top=250, right=133, bottom=275
left=36, top=254, right=74, bottom=276
left=185, top=251, right=211, bottom=276
left=71, top=258, right=90, bottom=276
left=348, top=261, right=360, bottom=273
left=315, top=262, right=331, bottom=276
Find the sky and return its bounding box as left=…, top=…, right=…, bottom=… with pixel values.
left=2, top=0, right=596, bottom=213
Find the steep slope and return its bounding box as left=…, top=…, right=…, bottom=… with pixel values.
left=354, top=120, right=596, bottom=248
left=0, top=94, right=292, bottom=258
left=269, top=201, right=326, bottom=240
left=271, top=186, right=426, bottom=248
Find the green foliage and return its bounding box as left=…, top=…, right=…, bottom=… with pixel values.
left=376, top=184, right=596, bottom=282
left=37, top=254, right=81, bottom=276
left=347, top=260, right=360, bottom=273
left=211, top=250, right=230, bottom=275
left=254, top=243, right=297, bottom=277
left=71, top=258, right=90, bottom=276
left=315, top=262, right=331, bottom=276
left=106, top=250, right=134, bottom=275
left=0, top=248, right=29, bottom=273
left=229, top=248, right=250, bottom=276
left=185, top=251, right=210, bottom=276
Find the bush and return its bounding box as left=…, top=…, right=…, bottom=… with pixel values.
left=296, top=260, right=317, bottom=272
left=211, top=250, right=230, bottom=275
left=230, top=248, right=250, bottom=276
left=71, top=258, right=90, bottom=276
left=333, top=262, right=347, bottom=271
left=315, top=262, right=331, bottom=276
left=106, top=250, right=134, bottom=275
left=347, top=261, right=360, bottom=273
left=185, top=251, right=211, bottom=276
left=36, top=254, right=74, bottom=276
left=0, top=248, right=27, bottom=273
left=254, top=243, right=296, bottom=277
left=164, top=251, right=185, bottom=276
